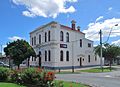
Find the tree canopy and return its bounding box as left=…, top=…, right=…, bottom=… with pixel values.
left=94, top=43, right=120, bottom=70
left=4, top=39, right=36, bottom=69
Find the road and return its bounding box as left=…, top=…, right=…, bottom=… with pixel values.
left=56, top=70, right=120, bottom=87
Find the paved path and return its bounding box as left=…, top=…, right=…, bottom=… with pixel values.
left=56, top=67, right=120, bottom=87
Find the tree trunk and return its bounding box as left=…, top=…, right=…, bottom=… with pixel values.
left=109, top=58, right=112, bottom=71
left=18, top=64, right=20, bottom=70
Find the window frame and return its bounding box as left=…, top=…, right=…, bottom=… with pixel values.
left=45, top=32, right=47, bottom=42
left=60, top=50, right=63, bottom=61
left=80, top=39, right=82, bottom=47
left=48, top=50, right=51, bottom=61
left=39, top=34, right=41, bottom=44
left=60, top=31, right=64, bottom=41
left=88, top=55, right=90, bottom=62
left=66, top=32, right=69, bottom=42
left=45, top=51, right=47, bottom=61
left=66, top=51, right=69, bottom=61
left=48, top=31, right=51, bottom=41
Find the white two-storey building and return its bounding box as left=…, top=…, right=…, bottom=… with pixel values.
left=29, top=20, right=100, bottom=69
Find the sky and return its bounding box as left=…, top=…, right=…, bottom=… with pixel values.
left=0, top=0, right=120, bottom=53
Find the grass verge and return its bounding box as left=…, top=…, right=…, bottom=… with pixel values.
left=78, top=67, right=115, bottom=73
left=55, top=80, right=89, bottom=87
left=0, top=82, right=25, bottom=87
left=0, top=81, right=89, bottom=87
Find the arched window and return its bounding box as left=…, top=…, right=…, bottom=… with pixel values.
left=39, top=34, right=41, bottom=44
left=32, top=37, right=34, bottom=46
left=45, top=32, right=47, bottom=42
left=66, top=32, right=69, bottom=42
left=45, top=51, right=47, bottom=61
left=80, top=39, right=82, bottom=47
left=48, top=31, right=50, bottom=41
left=34, top=36, right=36, bottom=45
left=60, top=50, right=63, bottom=61
left=66, top=51, right=69, bottom=61
left=60, top=31, right=64, bottom=41
left=48, top=50, right=51, bottom=61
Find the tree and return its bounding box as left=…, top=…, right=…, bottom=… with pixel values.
left=94, top=43, right=120, bottom=70
left=4, top=39, right=36, bottom=69
left=105, top=44, right=120, bottom=70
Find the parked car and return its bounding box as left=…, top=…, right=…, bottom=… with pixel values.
left=0, top=61, right=9, bottom=67
left=104, top=63, right=109, bottom=66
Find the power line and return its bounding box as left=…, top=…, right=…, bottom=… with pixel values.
left=103, top=24, right=119, bottom=44
left=86, top=32, right=99, bottom=38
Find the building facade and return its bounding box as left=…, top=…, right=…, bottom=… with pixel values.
left=29, top=20, right=100, bottom=69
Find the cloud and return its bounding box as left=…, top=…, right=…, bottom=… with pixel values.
left=112, top=39, right=120, bottom=45
left=83, top=17, right=120, bottom=41
left=108, top=7, right=113, bottom=11
left=8, top=36, right=25, bottom=41
left=12, top=0, right=77, bottom=18
left=95, top=16, right=104, bottom=22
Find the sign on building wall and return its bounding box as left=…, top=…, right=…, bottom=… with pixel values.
left=60, top=44, right=67, bottom=48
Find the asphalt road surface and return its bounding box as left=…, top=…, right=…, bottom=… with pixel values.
left=56, top=70, right=120, bottom=87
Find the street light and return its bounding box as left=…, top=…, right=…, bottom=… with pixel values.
left=99, top=24, right=118, bottom=72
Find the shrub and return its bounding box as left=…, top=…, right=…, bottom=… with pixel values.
left=0, top=67, right=10, bottom=82
left=10, top=69, right=23, bottom=84
left=10, top=68, right=55, bottom=87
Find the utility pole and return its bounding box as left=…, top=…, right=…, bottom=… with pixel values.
left=72, top=41, right=74, bottom=73
left=99, top=29, right=103, bottom=72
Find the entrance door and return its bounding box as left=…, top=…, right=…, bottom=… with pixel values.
left=80, top=57, right=82, bottom=66
left=39, top=52, right=41, bottom=67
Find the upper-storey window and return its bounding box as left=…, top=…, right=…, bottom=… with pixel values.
left=88, top=43, right=91, bottom=47
left=34, top=36, right=36, bottom=45
left=32, top=37, right=34, bottom=46
left=48, top=31, right=50, bottom=41
left=60, top=31, right=64, bottom=41
left=39, top=34, right=41, bottom=44
left=66, top=32, right=69, bottom=42
left=80, top=39, right=82, bottom=47
left=45, top=32, right=47, bottom=42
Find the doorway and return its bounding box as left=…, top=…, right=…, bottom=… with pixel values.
left=80, top=57, right=82, bottom=66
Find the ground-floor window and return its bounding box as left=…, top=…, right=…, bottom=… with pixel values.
left=66, top=51, right=69, bottom=61
left=45, top=51, right=47, bottom=61
left=60, top=50, right=63, bottom=61
left=88, top=55, right=90, bottom=62
left=48, top=50, right=51, bottom=61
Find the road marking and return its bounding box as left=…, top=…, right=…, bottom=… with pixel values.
left=104, top=75, right=111, bottom=77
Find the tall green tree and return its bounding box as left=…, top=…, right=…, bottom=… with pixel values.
left=94, top=43, right=120, bottom=70
left=4, top=39, right=36, bottom=69
left=105, top=44, right=120, bottom=70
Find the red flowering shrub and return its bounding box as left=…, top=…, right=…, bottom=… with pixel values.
left=10, top=68, right=55, bottom=87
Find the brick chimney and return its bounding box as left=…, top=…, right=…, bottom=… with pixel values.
left=71, top=20, right=76, bottom=30
left=77, top=26, right=80, bottom=31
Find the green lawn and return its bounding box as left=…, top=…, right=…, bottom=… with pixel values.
left=78, top=67, right=114, bottom=73
left=56, top=71, right=80, bottom=74
left=0, top=81, right=88, bottom=87
left=0, top=82, right=25, bottom=87
left=55, top=80, right=89, bottom=87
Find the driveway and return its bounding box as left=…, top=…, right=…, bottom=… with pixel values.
left=56, top=68, right=120, bottom=87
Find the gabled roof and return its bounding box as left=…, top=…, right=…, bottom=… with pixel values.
left=30, top=21, right=57, bottom=34
left=60, top=25, right=85, bottom=35
left=30, top=21, right=85, bottom=35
